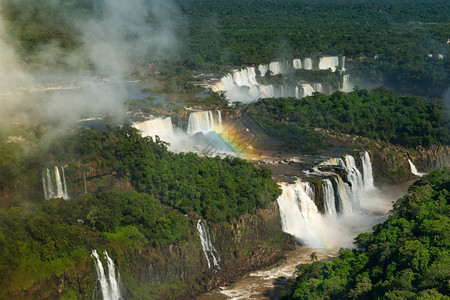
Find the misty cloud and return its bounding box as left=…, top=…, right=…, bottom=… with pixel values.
left=81, top=0, right=179, bottom=76
left=0, top=0, right=180, bottom=126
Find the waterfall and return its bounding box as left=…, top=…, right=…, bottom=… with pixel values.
left=211, top=56, right=345, bottom=102
left=313, top=83, right=323, bottom=93
left=258, top=64, right=269, bottom=76
left=360, top=152, right=375, bottom=189
left=341, top=74, right=352, bottom=92
left=408, top=159, right=427, bottom=177
left=277, top=151, right=388, bottom=250
left=105, top=252, right=121, bottom=300
left=187, top=111, right=222, bottom=135
left=334, top=174, right=354, bottom=215
left=302, top=83, right=315, bottom=97
left=269, top=62, right=282, bottom=75
left=260, top=84, right=275, bottom=98
left=318, top=56, right=339, bottom=72
left=340, top=56, right=346, bottom=71
left=277, top=180, right=324, bottom=247
left=42, top=166, right=69, bottom=200
left=91, top=250, right=121, bottom=300
left=303, top=58, right=313, bottom=70
left=344, top=155, right=364, bottom=191
left=83, top=170, right=87, bottom=194
left=54, top=166, right=64, bottom=198
left=197, top=220, right=220, bottom=269
left=295, top=86, right=300, bottom=98
left=133, top=117, right=173, bottom=140
left=323, top=179, right=337, bottom=217
left=293, top=59, right=302, bottom=69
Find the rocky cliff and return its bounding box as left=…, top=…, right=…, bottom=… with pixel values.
left=112, top=201, right=293, bottom=299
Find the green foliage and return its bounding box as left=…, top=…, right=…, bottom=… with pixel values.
left=86, top=191, right=189, bottom=245
left=3, top=0, right=448, bottom=97
left=59, top=125, right=281, bottom=222
left=246, top=87, right=449, bottom=148
left=0, top=206, right=89, bottom=291
left=176, top=0, right=449, bottom=97
left=288, top=168, right=450, bottom=300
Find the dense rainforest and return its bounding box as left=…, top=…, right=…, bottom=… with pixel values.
left=0, top=0, right=449, bottom=298
left=287, top=167, right=450, bottom=299
left=0, top=125, right=280, bottom=296
left=2, top=0, right=449, bottom=97
left=246, top=87, right=450, bottom=151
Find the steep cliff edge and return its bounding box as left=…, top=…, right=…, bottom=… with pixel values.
left=5, top=201, right=292, bottom=300
left=368, top=144, right=450, bottom=184
left=112, top=201, right=293, bottom=299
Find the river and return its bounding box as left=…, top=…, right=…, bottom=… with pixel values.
left=197, top=180, right=413, bottom=300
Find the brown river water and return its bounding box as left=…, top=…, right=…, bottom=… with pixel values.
left=197, top=180, right=413, bottom=300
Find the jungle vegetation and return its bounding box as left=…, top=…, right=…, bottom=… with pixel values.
left=288, top=167, right=450, bottom=299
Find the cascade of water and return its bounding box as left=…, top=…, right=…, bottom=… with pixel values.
left=295, top=86, right=300, bottom=98
left=293, top=59, right=302, bottom=69
left=260, top=84, right=274, bottom=98
left=303, top=58, right=313, bottom=70
left=302, top=83, right=314, bottom=97
left=83, top=170, right=88, bottom=194
left=313, top=83, right=323, bottom=93
left=42, top=166, right=69, bottom=200
left=277, top=181, right=325, bottom=247
left=341, top=74, right=352, bottom=92
left=344, top=155, right=364, bottom=191
left=360, top=152, right=375, bottom=189
left=197, top=220, right=220, bottom=269
left=318, top=56, right=339, bottom=72
left=105, top=251, right=121, bottom=300
left=408, top=159, right=427, bottom=177
left=187, top=111, right=221, bottom=135
left=54, top=166, right=64, bottom=198
left=45, top=168, right=53, bottom=197
left=217, top=110, right=222, bottom=127
left=333, top=174, right=354, bottom=214
left=212, top=56, right=346, bottom=102
left=343, top=155, right=364, bottom=211
left=269, top=62, right=282, bottom=75
left=91, top=250, right=121, bottom=300
left=91, top=250, right=112, bottom=300
left=341, top=56, right=346, bottom=71
left=61, top=166, right=68, bottom=199
left=303, top=181, right=315, bottom=201
left=42, top=171, right=49, bottom=200
left=133, top=117, right=174, bottom=140
left=323, top=179, right=337, bottom=216
left=258, top=64, right=269, bottom=76
left=277, top=152, right=387, bottom=250
left=324, top=157, right=346, bottom=168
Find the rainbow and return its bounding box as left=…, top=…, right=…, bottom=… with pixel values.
left=202, top=121, right=257, bottom=158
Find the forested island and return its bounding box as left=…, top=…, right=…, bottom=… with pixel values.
left=0, top=0, right=449, bottom=299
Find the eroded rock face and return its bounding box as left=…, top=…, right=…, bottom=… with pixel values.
left=412, top=145, right=450, bottom=171
left=369, top=145, right=450, bottom=184
left=110, top=202, right=293, bottom=299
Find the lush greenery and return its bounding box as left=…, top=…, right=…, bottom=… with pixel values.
left=177, top=0, right=449, bottom=97
left=288, top=167, right=450, bottom=299
left=55, top=125, right=280, bottom=222
left=2, top=0, right=449, bottom=97
left=246, top=87, right=450, bottom=149
left=0, top=190, right=189, bottom=295
left=0, top=124, right=281, bottom=295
